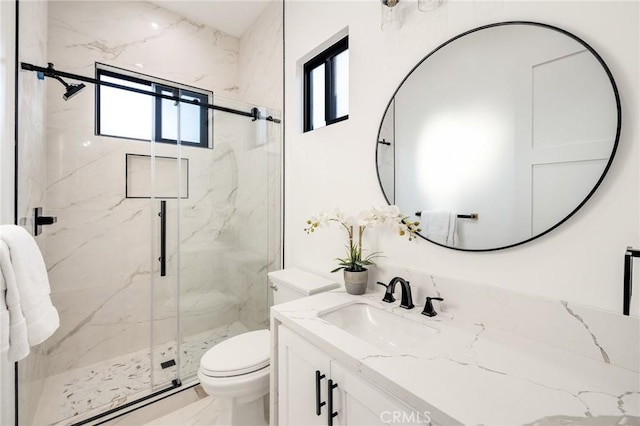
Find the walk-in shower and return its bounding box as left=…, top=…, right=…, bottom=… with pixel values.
left=15, top=1, right=282, bottom=424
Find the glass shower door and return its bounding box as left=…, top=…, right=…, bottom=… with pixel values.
left=148, top=87, right=198, bottom=390
left=16, top=46, right=181, bottom=426
left=176, top=97, right=282, bottom=382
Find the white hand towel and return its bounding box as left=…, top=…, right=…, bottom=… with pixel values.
left=447, top=212, right=458, bottom=246
left=0, top=240, right=30, bottom=361
left=0, top=225, right=59, bottom=361
left=0, top=269, right=8, bottom=354
left=421, top=210, right=458, bottom=246
left=0, top=256, right=8, bottom=354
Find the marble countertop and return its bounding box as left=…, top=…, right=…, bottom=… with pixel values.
left=271, top=290, right=640, bottom=426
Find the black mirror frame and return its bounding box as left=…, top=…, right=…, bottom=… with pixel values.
left=375, top=21, right=622, bottom=252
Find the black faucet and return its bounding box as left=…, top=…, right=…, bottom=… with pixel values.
left=421, top=297, right=444, bottom=317
left=376, top=277, right=415, bottom=309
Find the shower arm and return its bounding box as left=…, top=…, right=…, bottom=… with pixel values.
left=20, top=62, right=281, bottom=123
left=49, top=73, right=70, bottom=89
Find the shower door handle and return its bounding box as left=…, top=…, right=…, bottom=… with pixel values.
left=159, top=200, right=166, bottom=277
left=33, top=207, right=57, bottom=236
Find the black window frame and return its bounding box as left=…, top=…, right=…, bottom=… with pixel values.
left=303, top=36, right=349, bottom=132
left=154, top=85, right=210, bottom=148
left=95, top=65, right=212, bottom=149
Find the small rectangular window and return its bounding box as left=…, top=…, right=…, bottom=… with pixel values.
left=96, top=64, right=212, bottom=148
left=303, top=36, right=349, bottom=132
left=155, top=87, right=209, bottom=148
left=98, top=73, right=153, bottom=141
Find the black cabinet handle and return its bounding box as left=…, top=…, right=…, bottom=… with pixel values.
left=327, top=379, right=338, bottom=425
left=315, top=370, right=326, bottom=416
left=159, top=200, right=166, bottom=277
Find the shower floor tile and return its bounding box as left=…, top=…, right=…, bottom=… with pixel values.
left=34, top=322, right=249, bottom=426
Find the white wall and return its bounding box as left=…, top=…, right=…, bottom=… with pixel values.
left=284, top=0, right=640, bottom=314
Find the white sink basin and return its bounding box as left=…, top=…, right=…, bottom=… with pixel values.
left=319, top=302, right=438, bottom=354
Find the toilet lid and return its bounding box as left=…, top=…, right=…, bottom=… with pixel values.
left=200, top=329, right=270, bottom=377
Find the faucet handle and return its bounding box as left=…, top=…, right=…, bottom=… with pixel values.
left=376, top=281, right=396, bottom=303
left=421, top=297, right=444, bottom=317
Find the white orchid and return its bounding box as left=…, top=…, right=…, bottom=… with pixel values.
left=333, top=208, right=346, bottom=223
left=304, top=205, right=421, bottom=272
left=380, top=204, right=401, bottom=222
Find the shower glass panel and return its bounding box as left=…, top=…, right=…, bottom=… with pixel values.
left=149, top=108, right=179, bottom=395
left=16, top=47, right=187, bottom=426
left=17, top=82, right=167, bottom=425
left=15, top=1, right=282, bottom=424
left=175, top=98, right=282, bottom=382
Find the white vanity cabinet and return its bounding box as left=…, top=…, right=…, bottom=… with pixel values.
left=278, top=325, right=430, bottom=426
left=278, top=325, right=331, bottom=425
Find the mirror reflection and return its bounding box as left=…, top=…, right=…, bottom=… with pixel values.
left=377, top=23, right=620, bottom=251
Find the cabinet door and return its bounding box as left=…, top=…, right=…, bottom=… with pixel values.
left=278, top=326, right=332, bottom=426
left=330, top=361, right=430, bottom=426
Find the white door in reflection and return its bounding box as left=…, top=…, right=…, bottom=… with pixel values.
left=529, top=50, right=614, bottom=234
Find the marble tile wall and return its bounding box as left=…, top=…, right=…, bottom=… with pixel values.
left=39, top=0, right=281, bottom=384
left=205, top=102, right=281, bottom=333
left=239, top=1, right=283, bottom=112
left=237, top=2, right=284, bottom=313
left=374, top=263, right=640, bottom=373
left=16, top=1, right=50, bottom=425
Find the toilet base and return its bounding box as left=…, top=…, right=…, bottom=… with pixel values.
left=217, top=395, right=267, bottom=426
left=198, top=366, right=269, bottom=426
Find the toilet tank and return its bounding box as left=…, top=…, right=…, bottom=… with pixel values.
left=268, top=268, right=339, bottom=305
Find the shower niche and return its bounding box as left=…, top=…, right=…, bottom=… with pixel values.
left=15, top=1, right=282, bottom=424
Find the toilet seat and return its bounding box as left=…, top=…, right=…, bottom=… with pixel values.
left=200, top=329, right=270, bottom=378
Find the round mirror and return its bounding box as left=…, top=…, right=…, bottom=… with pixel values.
left=376, top=22, right=620, bottom=251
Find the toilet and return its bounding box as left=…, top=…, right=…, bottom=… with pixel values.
left=197, top=268, right=339, bottom=425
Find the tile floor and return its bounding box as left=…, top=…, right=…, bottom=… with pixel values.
left=101, top=386, right=221, bottom=426
left=34, top=322, right=248, bottom=426
left=106, top=386, right=269, bottom=426
left=143, top=394, right=223, bottom=426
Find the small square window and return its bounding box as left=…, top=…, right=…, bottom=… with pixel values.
left=303, top=36, right=349, bottom=132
